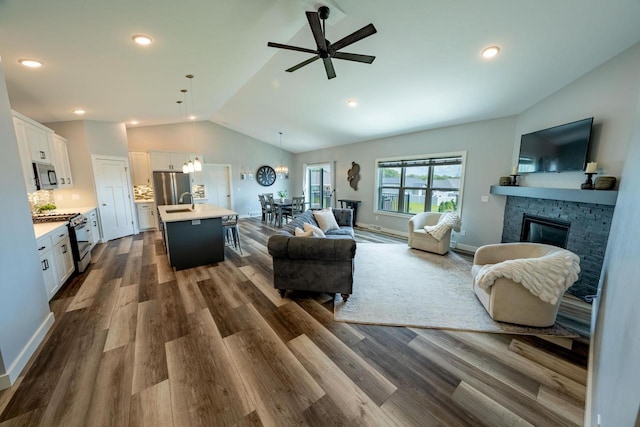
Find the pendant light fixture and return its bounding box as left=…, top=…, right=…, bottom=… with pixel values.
left=178, top=89, right=191, bottom=174
left=186, top=74, right=202, bottom=172
left=275, top=131, right=289, bottom=179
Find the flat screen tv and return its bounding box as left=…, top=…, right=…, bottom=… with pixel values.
left=517, top=117, right=593, bottom=173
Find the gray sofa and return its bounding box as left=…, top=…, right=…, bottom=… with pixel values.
left=267, top=209, right=356, bottom=301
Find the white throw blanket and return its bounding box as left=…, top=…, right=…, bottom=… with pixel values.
left=424, top=212, right=461, bottom=241
left=474, top=251, right=580, bottom=304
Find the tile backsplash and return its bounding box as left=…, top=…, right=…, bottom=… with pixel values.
left=28, top=190, right=56, bottom=213
left=134, top=184, right=154, bottom=200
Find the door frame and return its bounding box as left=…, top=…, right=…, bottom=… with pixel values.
left=91, top=154, right=136, bottom=241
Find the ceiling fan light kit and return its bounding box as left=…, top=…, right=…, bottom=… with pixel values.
left=268, top=6, right=377, bottom=80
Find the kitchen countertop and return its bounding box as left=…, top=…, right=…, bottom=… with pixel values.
left=32, top=206, right=97, bottom=239
left=33, top=222, right=68, bottom=240
left=135, top=199, right=155, bottom=204
left=158, top=203, right=237, bottom=223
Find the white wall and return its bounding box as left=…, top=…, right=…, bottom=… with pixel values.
left=292, top=117, right=517, bottom=250
left=514, top=42, right=640, bottom=189
left=587, top=66, right=640, bottom=427
left=0, top=58, right=52, bottom=387
left=127, top=121, right=293, bottom=216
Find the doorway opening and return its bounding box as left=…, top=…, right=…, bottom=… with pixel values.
left=304, top=163, right=332, bottom=209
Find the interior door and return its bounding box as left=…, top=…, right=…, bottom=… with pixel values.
left=94, top=157, right=134, bottom=241
left=200, top=164, right=231, bottom=209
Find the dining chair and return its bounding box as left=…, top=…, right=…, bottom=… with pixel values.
left=266, top=194, right=278, bottom=225
left=258, top=194, right=271, bottom=223
left=282, top=196, right=304, bottom=224
left=222, top=214, right=242, bottom=254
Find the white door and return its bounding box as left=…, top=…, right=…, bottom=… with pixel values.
left=94, top=157, right=135, bottom=241
left=201, top=164, right=231, bottom=209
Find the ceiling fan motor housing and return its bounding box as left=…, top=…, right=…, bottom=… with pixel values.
left=318, top=6, right=330, bottom=20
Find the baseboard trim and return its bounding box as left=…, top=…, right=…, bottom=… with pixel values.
left=0, top=312, right=55, bottom=390
left=455, top=243, right=478, bottom=253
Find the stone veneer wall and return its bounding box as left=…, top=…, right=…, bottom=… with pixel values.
left=502, top=196, right=614, bottom=300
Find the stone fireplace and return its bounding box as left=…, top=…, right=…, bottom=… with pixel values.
left=500, top=195, right=615, bottom=300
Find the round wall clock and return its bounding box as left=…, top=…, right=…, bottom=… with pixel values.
left=256, top=165, right=276, bottom=186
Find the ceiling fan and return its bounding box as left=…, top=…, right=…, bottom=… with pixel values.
left=267, top=6, right=377, bottom=80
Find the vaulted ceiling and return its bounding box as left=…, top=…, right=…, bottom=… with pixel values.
left=2, top=0, right=640, bottom=152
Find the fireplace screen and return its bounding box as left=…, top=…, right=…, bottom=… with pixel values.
left=520, top=214, right=570, bottom=248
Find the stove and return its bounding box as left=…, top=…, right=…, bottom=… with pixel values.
left=32, top=212, right=80, bottom=224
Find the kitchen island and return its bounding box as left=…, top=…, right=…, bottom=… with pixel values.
left=157, top=203, right=237, bottom=270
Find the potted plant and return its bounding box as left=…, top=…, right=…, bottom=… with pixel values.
left=277, top=190, right=287, bottom=202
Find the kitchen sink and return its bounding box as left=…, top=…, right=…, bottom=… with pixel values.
left=166, top=208, right=192, bottom=213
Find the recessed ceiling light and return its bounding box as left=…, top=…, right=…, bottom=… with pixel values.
left=347, top=99, right=358, bottom=107
left=73, top=109, right=86, bottom=115
left=130, top=120, right=139, bottom=125
left=481, top=45, right=500, bottom=59
left=132, top=35, right=152, bottom=45
left=18, top=59, right=43, bottom=68
left=188, top=115, right=196, bottom=120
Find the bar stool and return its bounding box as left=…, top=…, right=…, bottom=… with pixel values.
left=222, top=215, right=242, bottom=254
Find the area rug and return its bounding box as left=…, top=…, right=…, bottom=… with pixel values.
left=334, top=243, right=578, bottom=337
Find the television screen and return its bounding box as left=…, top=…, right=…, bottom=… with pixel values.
left=518, top=117, right=593, bottom=173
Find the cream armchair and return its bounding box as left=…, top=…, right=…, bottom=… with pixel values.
left=408, top=212, right=451, bottom=255
left=472, top=243, right=579, bottom=327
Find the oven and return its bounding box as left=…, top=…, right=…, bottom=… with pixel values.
left=68, top=214, right=93, bottom=273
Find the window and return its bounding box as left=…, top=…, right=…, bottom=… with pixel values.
left=376, top=153, right=464, bottom=215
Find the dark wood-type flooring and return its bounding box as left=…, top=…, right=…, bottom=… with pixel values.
left=0, top=218, right=588, bottom=426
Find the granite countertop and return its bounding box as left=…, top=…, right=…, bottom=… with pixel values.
left=157, top=203, right=237, bottom=223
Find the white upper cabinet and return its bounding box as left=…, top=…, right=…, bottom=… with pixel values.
left=12, top=117, right=37, bottom=192
left=149, top=151, right=191, bottom=171
left=49, top=134, right=73, bottom=188
left=129, top=152, right=152, bottom=185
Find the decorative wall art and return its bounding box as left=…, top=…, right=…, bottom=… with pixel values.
left=347, top=162, right=360, bottom=190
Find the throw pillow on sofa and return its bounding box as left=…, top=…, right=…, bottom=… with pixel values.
left=294, top=227, right=314, bottom=237
left=303, top=222, right=326, bottom=237
left=313, top=208, right=340, bottom=232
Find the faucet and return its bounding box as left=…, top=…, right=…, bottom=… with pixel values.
left=178, top=192, right=194, bottom=209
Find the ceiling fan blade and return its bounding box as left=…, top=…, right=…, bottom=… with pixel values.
left=333, top=52, right=376, bottom=64
left=331, top=23, right=377, bottom=52
left=267, top=42, right=317, bottom=55
left=323, top=57, right=336, bottom=80
left=306, top=11, right=327, bottom=51
left=286, top=56, right=320, bottom=73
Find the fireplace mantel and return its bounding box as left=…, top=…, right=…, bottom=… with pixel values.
left=490, top=185, right=618, bottom=206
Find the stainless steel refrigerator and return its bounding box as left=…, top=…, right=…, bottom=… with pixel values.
left=153, top=171, right=191, bottom=206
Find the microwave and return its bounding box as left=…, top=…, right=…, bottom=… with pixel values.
left=32, top=162, right=58, bottom=190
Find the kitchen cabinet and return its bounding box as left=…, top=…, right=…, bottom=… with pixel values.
left=36, top=226, right=72, bottom=301
left=26, top=122, right=51, bottom=163
left=52, top=230, right=74, bottom=286
left=37, top=234, right=57, bottom=299
left=129, top=152, right=152, bottom=185
left=149, top=151, right=191, bottom=172
left=136, top=202, right=157, bottom=230
left=88, top=209, right=101, bottom=247
left=49, top=134, right=73, bottom=188
left=12, top=117, right=37, bottom=192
